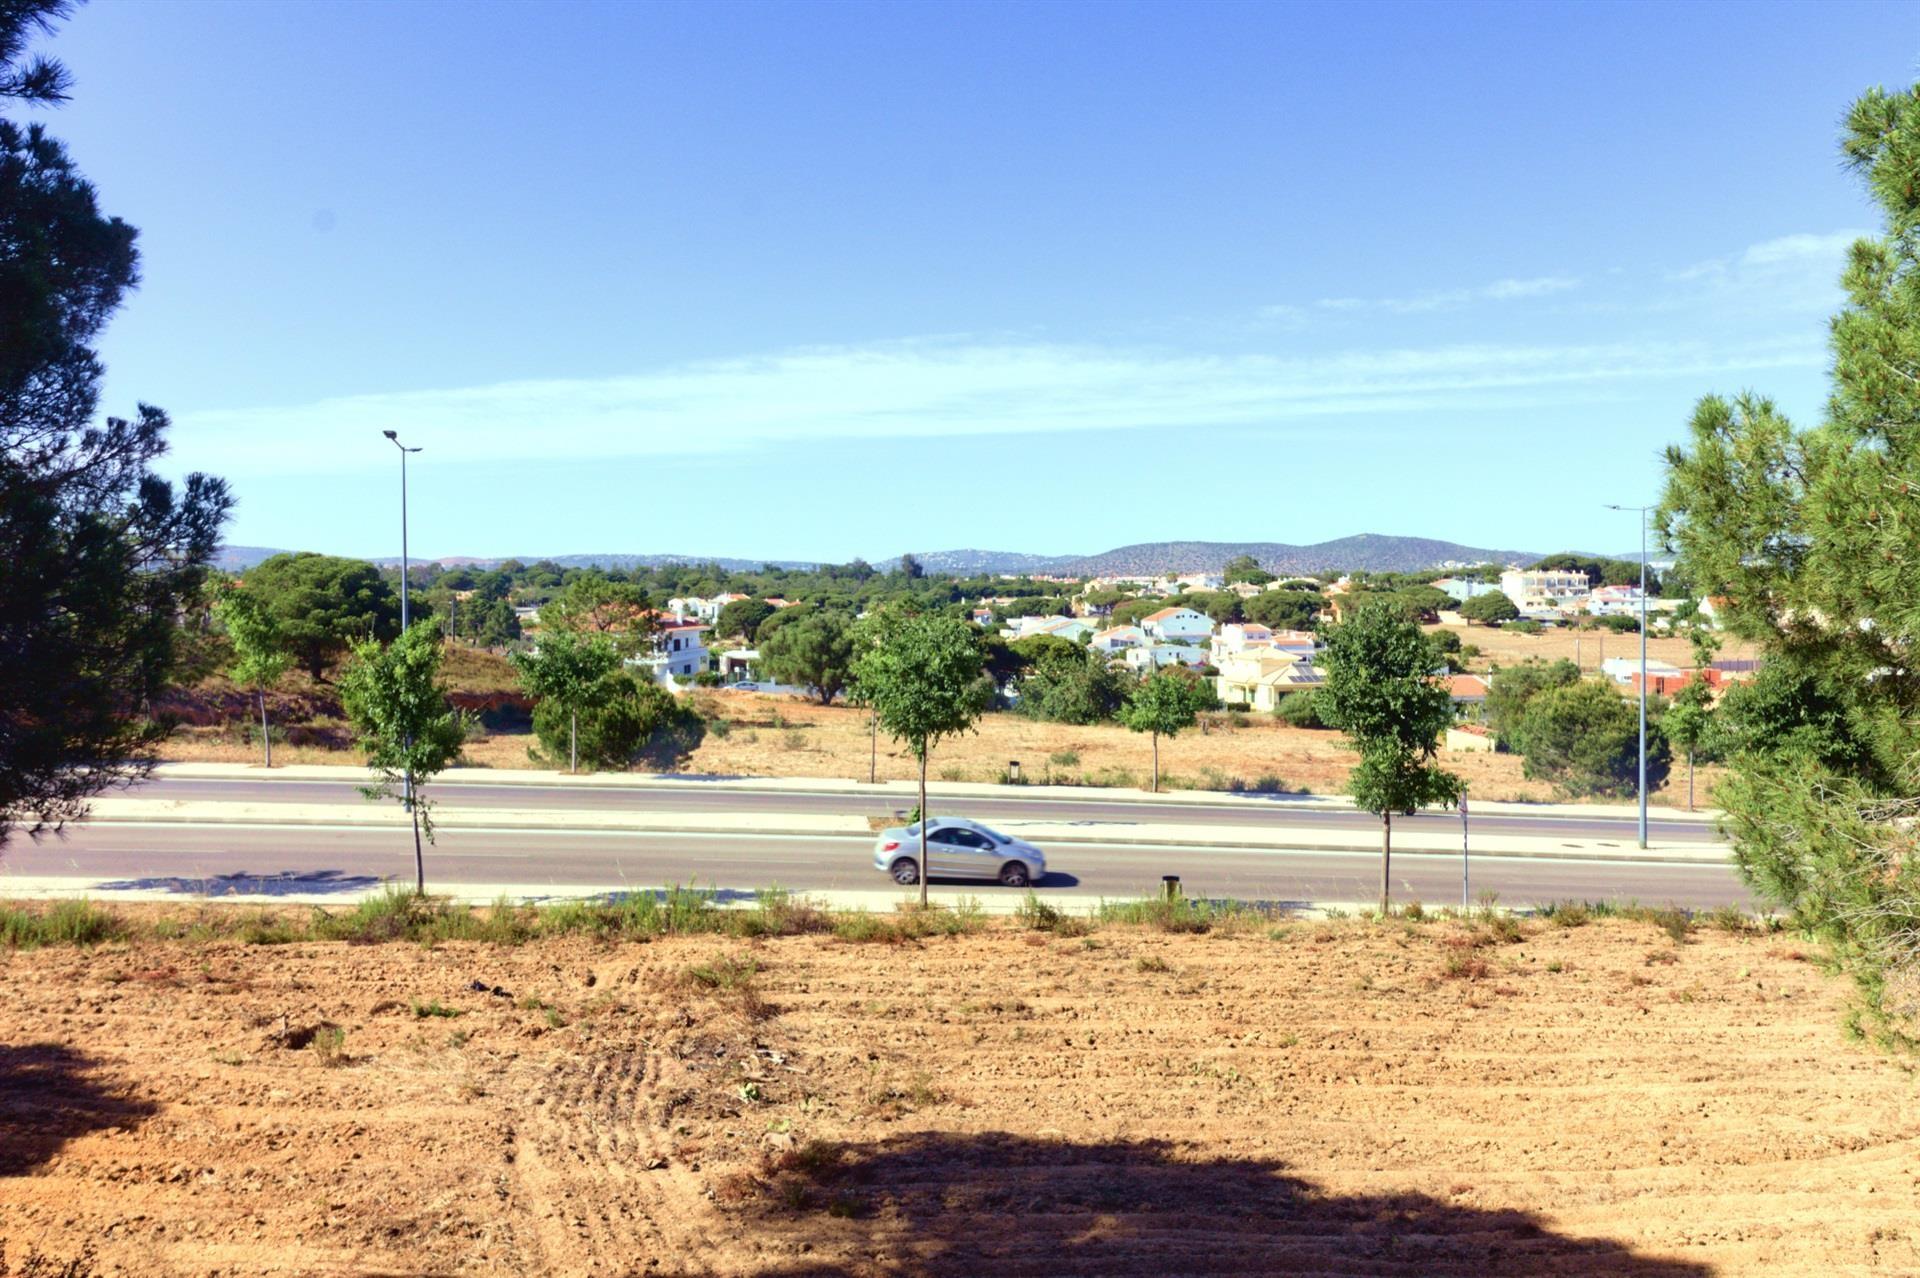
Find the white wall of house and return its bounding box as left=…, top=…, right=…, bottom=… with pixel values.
left=1142, top=607, right=1215, bottom=644
left=1124, top=643, right=1208, bottom=672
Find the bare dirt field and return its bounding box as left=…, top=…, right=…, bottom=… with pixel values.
left=2, top=911, right=1913, bottom=1276
left=1431, top=623, right=1760, bottom=675
left=157, top=695, right=1725, bottom=807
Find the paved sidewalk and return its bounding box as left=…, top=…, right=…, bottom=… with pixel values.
left=147, top=761, right=1726, bottom=824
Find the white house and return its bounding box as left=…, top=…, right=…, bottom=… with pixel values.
left=1600, top=656, right=1682, bottom=685
left=626, top=618, right=710, bottom=683
left=1214, top=649, right=1325, bottom=711
left=1500, top=568, right=1590, bottom=617
left=1434, top=577, right=1504, bottom=603
left=1140, top=606, right=1215, bottom=645
left=1585, top=585, right=1647, bottom=617
left=1089, top=624, right=1146, bottom=655
left=1124, top=643, right=1208, bottom=672
left=1004, top=615, right=1094, bottom=643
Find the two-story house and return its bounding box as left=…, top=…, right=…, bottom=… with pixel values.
left=1140, top=606, right=1215, bottom=645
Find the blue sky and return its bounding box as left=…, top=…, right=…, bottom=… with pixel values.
left=28, top=0, right=1920, bottom=562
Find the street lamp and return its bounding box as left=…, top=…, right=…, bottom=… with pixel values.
left=384, top=431, right=423, bottom=814
left=1605, top=503, right=1652, bottom=849
left=382, top=431, right=423, bottom=629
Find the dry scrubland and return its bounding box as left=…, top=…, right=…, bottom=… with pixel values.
left=160, top=692, right=1726, bottom=806
left=1432, top=623, right=1760, bottom=675
left=1, top=900, right=1915, bottom=1277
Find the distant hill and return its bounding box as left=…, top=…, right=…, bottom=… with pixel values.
left=213, top=545, right=288, bottom=571
left=1059, top=535, right=1541, bottom=577
left=213, top=533, right=1543, bottom=579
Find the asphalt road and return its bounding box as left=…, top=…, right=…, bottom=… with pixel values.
left=124, top=775, right=1724, bottom=843
left=5, top=822, right=1753, bottom=909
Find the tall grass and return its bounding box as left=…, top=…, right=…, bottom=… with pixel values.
left=0, top=899, right=124, bottom=948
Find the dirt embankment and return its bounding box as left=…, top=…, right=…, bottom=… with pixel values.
left=1, top=915, right=1913, bottom=1276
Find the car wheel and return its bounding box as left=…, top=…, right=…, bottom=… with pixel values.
left=998, top=861, right=1032, bottom=888
left=890, top=858, right=921, bottom=886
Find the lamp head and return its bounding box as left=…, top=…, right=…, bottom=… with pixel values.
left=382, top=430, right=397, bottom=441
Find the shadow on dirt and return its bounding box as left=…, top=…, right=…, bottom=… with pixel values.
left=0, top=1044, right=156, bottom=1177
left=694, top=1131, right=1714, bottom=1277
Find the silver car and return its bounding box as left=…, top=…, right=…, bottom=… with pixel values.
left=872, top=817, right=1046, bottom=888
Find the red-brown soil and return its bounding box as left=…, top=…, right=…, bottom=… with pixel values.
left=2, top=917, right=1912, bottom=1276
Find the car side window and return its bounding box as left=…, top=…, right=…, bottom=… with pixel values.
left=957, top=830, right=990, bottom=849
left=926, top=828, right=960, bottom=845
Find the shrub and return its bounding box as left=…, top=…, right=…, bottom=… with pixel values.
left=0, top=900, right=125, bottom=948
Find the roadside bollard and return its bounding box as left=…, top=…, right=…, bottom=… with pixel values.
left=1008, top=759, right=1021, bottom=783
left=1162, top=875, right=1181, bottom=901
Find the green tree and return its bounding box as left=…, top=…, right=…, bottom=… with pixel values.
left=1662, top=680, right=1715, bottom=811
left=1519, top=679, right=1670, bottom=798
left=1657, top=82, right=1920, bottom=1039
left=245, top=553, right=402, bottom=680
left=465, top=594, right=523, bottom=649
left=851, top=614, right=987, bottom=905
left=529, top=672, right=704, bottom=772
left=1317, top=605, right=1461, bottom=911
left=1458, top=591, right=1519, bottom=625
left=1222, top=554, right=1274, bottom=586
left=1241, top=588, right=1322, bottom=631
left=0, top=3, right=233, bottom=842
left=757, top=609, right=856, bottom=704
left=1119, top=669, right=1202, bottom=791
left=1274, top=689, right=1327, bottom=729
left=338, top=623, right=469, bottom=893
left=510, top=631, right=619, bottom=773
left=540, top=573, right=651, bottom=651
left=1482, top=659, right=1579, bottom=754
left=715, top=597, right=775, bottom=641
left=1013, top=642, right=1129, bottom=724
left=213, top=586, right=292, bottom=768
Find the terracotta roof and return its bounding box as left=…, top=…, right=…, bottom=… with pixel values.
left=1446, top=675, right=1490, bottom=698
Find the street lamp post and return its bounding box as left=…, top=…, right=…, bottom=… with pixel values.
left=384, top=431, right=423, bottom=818
left=1605, top=503, right=1652, bottom=849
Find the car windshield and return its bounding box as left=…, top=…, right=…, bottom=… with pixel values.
left=975, top=825, right=1012, bottom=845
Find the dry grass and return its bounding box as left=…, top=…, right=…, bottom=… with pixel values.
left=157, top=691, right=1723, bottom=806
left=1434, top=622, right=1760, bottom=675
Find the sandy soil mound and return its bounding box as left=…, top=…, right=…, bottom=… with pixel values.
left=0, top=916, right=1914, bottom=1276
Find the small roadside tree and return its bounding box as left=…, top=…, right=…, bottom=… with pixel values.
left=1119, top=669, right=1201, bottom=792
left=213, top=587, right=292, bottom=768
left=1662, top=680, right=1714, bottom=811
left=1317, top=604, right=1461, bottom=912
left=1459, top=591, right=1519, bottom=626
left=338, top=623, right=469, bottom=894
left=851, top=614, right=986, bottom=905
left=511, top=631, right=620, bottom=773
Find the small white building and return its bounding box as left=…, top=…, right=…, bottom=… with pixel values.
left=1124, top=643, right=1209, bottom=672
left=1089, top=624, right=1146, bottom=655
left=1600, top=656, right=1682, bottom=685
left=1004, top=615, right=1094, bottom=643
left=1140, top=606, right=1215, bottom=645
left=1434, top=577, right=1504, bottom=603
left=1585, top=585, right=1647, bottom=617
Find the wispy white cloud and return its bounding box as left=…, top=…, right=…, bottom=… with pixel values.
left=1306, top=274, right=1581, bottom=315
left=174, top=332, right=1824, bottom=478
left=1668, top=229, right=1867, bottom=287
